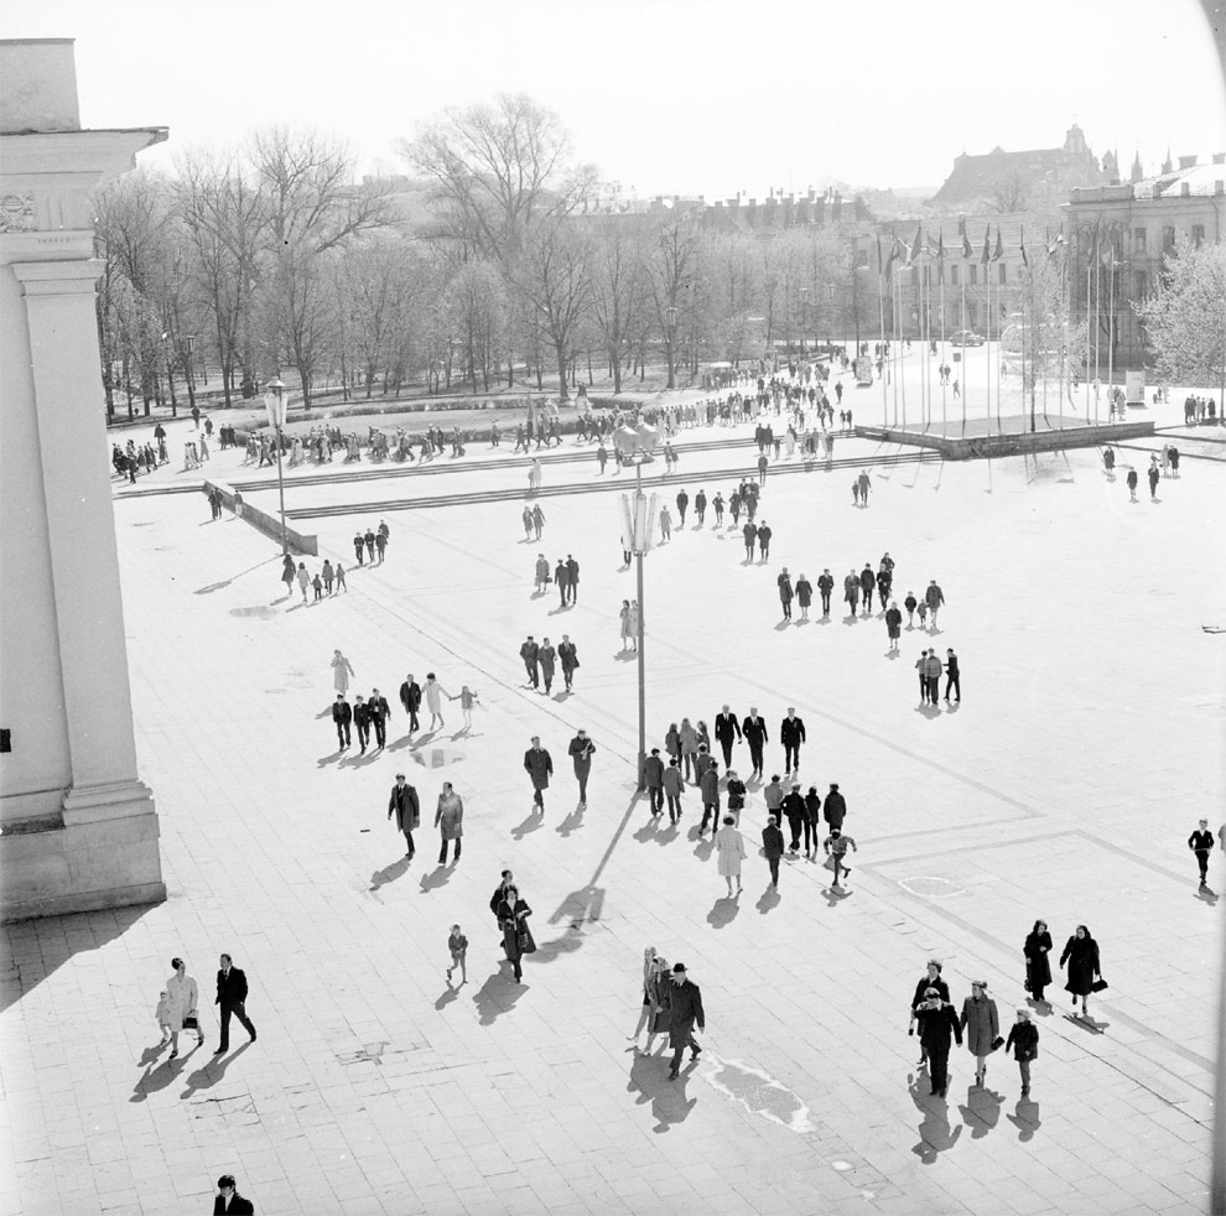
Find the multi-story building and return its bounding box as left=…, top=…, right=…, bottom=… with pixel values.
left=1063, top=153, right=1226, bottom=370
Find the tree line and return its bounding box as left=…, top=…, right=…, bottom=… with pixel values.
left=94, top=95, right=868, bottom=417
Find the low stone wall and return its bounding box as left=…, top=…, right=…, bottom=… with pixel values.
left=205, top=478, right=318, bottom=556
left=855, top=420, right=1155, bottom=460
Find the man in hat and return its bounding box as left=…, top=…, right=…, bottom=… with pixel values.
left=663, top=964, right=705, bottom=1080
left=916, top=987, right=961, bottom=1098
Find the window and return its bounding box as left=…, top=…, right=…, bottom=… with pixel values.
left=1134, top=271, right=1148, bottom=298
left=950, top=265, right=960, bottom=286
left=1163, top=226, right=1176, bottom=250
left=1192, top=224, right=1206, bottom=247
left=1133, top=227, right=1147, bottom=253
left=998, top=263, right=1007, bottom=284
left=969, top=264, right=978, bottom=286
left=967, top=302, right=978, bottom=326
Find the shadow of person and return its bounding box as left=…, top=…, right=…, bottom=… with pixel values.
left=409, top=730, right=440, bottom=750
left=556, top=808, right=585, bottom=838
left=1064, top=1011, right=1108, bottom=1035
left=419, top=865, right=452, bottom=893
left=386, top=734, right=413, bottom=752
left=1006, top=1097, right=1042, bottom=1141
left=511, top=810, right=545, bottom=840
left=821, top=885, right=852, bottom=907
left=137, top=1041, right=169, bottom=1068
left=532, top=924, right=586, bottom=965
left=655, top=823, right=680, bottom=845
left=633, top=819, right=659, bottom=844
left=756, top=886, right=781, bottom=914
left=316, top=749, right=345, bottom=768
left=692, top=834, right=716, bottom=862
left=774, top=620, right=791, bottom=631
left=339, top=750, right=381, bottom=769
left=957, top=1085, right=1003, bottom=1139
left=1196, top=885, right=1219, bottom=906
left=369, top=856, right=411, bottom=893
left=434, top=984, right=462, bottom=1012
left=843, top=612, right=858, bottom=625
left=706, top=897, right=740, bottom=930
left=130, top=1046, right=194, bottom=1103
left=907, top=1072, right=963, bottom=1164
left=915, top=704, right=943, bottom=720
left=626, top=1048, right=699, bottom=1133
left=472, top=971, right=528, bottom=1026
left=180, top=1041, right=251, bottom=1100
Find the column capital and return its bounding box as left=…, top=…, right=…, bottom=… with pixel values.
left=12, top=257, right=102, bottom=293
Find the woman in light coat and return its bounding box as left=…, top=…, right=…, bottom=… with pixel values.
left=165, top=957, right=203, bottom=1058
left=714, top=815, right=746, bottom=896
left=959, top=980, right=1000, bottom=1088
left=331, top=649, right=355, bottom=695
left=619, top=600, right=633, bottom=651
left=678, top=718, right=699, bottom=782
left=629, top=947, right=664, bottom=1045
left=434, top=782, right=464, bottom=866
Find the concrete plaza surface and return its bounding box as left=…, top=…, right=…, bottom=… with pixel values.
left=3, top=440, right=1224, bottom=1215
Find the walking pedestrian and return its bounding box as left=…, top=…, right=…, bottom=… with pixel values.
left=885, top=601, right=902, bottom=653
left=619, top=601, right=634, bottom=652
left=1147, top=459, right=1160, bottom=500
left=823, top=826, right=857, bottom=888
left=725, top=768, right=746, bottom=823
left=331, top=694, right=352, bottom=749
left=531, top=502, right=545, bottom=538
left=943, top=649, right=961, bottom=702
left=534, top=552, right=550, bottom=594
left=388, top=773, right=420, bottom=859
left=446, top=924, right=469, bottom=986
left=859, top=563, right=876, bottom=615
left=523, top=736, right=553, bottom=812
left=1059, top=924, right=1103, bottom=1019
left=757, top=521, right=772, bottom=562
left=762, top=815, right=785, bottom=887
left=331, top=651, right=355, bottom=699
left=353, top=695, right=371, bottom=753
left=368, top=687, right=391, bottom=749
left=353, top=531, right=366, bottom=566
left=214, top=953, right=256, bottom=1054
left=553, top=557, right=569, bottom=606
left=909, top=960, right=950, bottom=1065
left=676, top=489, right=689, bottom=526
left=795, top=572, right=813, bottom=621
left=659, top=504, right=672, bottom=542
left=399, top=673, right=422, bottom=733
left=663, top=964, right=705, bottom=1080
left=1023, top=920, right=1053, bottom=1004
left=782, top=783, right=806, bottom=854
left=857, top=470, right=871, bottom=506
left=520, top=635, right=540, bottom=688
left=568, top=729, right=596, bottom=806
left=741, top=709, right=767, bottom=779
left=903, top=591, right=917, bottom=627
left=565, top=554, right=579, bottom=604
left=924, top=580, right=945, bottom=629
left=916, top=988, right=961, bottom=1098
left=714, top=705, right=741, bottom=768
left=496, top=886, right=534, bottom=982
left=1190, top=818, right=1214, bottom=887
left=538, top=637, right=557, bottom=694
left=843, top=569, right=860, bottom=617
left=695, top=489, right=707, bottom=525
left=295, top=562, right=310, bottom=603
left=959, top=981, right=1001, bottom=1089
left=629, top=948, right=663, bottom=1044
left=334, top=561, right=347, bottom=592
left=742, top=521, right=757, bottom=561
left=698, top=761, right=721, bottom=833
left=165, top=958, right=204, bottom=1058
left=558, top=635, right=579, bottom=692
left=777, top=566, right=793, bottom=619
left=802, top=786, right=823, bottom=858
left=780, top=708, right=806, bottom=775
left=715, top=816, right=746, bottom=896
left=916, top=650, right=931, bottom=704
left=435, top=781, right=464, bottom=865
left=817, top=568, right=834, bottom=616
left=1126, top=467, right=1139, bottom=501
left=423, top=673, right=449, bottom=730
left=1005, top=1008, right=1039, bottom=1097
left=924, top=651, right=943, bottom=705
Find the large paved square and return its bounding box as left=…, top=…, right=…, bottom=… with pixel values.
left=2, top=419, right=1222, bottom=1216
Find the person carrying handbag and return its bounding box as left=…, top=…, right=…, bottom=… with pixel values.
left=497, top=887, right=534, bottom=982
left=165, top=957, right=204, bottom=1058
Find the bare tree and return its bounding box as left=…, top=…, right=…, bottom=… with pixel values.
left=252, top=127, right=392, bottom=406
left=993, top=171, right=1029, bottom=214
left=586, top=215, right=649, bottom=393
left=646, top=212, right=701, bottom=389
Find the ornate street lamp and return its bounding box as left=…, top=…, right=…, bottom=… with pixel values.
left=263, top=377, right=289, bottom=554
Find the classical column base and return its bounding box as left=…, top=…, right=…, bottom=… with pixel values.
left=1, top=780, right=165, bottom=922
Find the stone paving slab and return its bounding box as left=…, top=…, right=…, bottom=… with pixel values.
left=4, top=437, right=1224, bottom=1215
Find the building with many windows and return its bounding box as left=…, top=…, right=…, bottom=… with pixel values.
left=1064, top=153, right=1225, bottom=370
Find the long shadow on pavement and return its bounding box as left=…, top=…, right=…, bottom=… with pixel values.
left=472, top=972, right=528, bottom=1025
left=957, top=1086, right=1003, bottom=1139
left=1006, top=1097, right=1042, bottom=1141
left=419, top=865, right=452, bottom=893
left=627, top=1050, right=698, bottom=1133
left=369, top=857, right=411, bottom=892
left=706, top=897, right=740, bottom=930
left=180, top=1040, right=252, bottom=1101
left=907, top=1072, right=962, bottom=1164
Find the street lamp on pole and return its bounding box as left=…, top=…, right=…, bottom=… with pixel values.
left=620, top=455, right=658, bottom=790
left=263, top=377, right=289, bottom=555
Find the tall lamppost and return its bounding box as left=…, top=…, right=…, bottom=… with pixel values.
left=620, top=452, right=658, bottom=790
left=263, top=377, right=289, bottom=554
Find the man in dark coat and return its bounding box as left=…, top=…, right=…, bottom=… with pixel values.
left=387, top=774, right=420, bottom=858
left=676, top=489, right=689, bottom=526
left=644, top=747, right=666, bottom=816
left=781, top=782, right=806, bottom=854
left=554, top=559, right=570, bottom=608
left=714, top=705, right=742, bottom=768
left=916, top=989, right=961, bottom=1097
left=817, top=568, right=834, bottom=616
left=741, top=708, right=768, bottom=779
left=399, top=674, right=422, bottom=733
left=557, top=636, right=579, bottom=692
left=943, top=649, right=961, bottom=703
left=780, top=708, right=806, bottom=774
left=757, top=521, right=772, bottom=561
left=523, top=736, right=553, bottom=811
left=214, top=953, right=256, bottom=1054
left=1190, top=818, right=1214, bottom=886
left=564, top=555, right=580, bottom=604
left=213, top=1174, right=255, bottom=1215
left=823, top=783, right=847, bottom=832
left=663, top=963, right=705, bottom=1080
left=568, top=730, right=596, bottom=806
left=762, top=815, right=785, bottom=887
left=859, top=563, right=876, bottom=615
left=698, top=761, right=721, bottom=834
left=694, top=489, right=707, bottom=525
left=332, top=694, right=352, bottom=749
left=742, top=520, right=757, bottom=561
left=520, top=636, right=540, bottom=689
left=353, top=532, right=366, bottom=566
left=353, top=696, right=371, bottom=754
left=367, top=688, right=391, bottom=750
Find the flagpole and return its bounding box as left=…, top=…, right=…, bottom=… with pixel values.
left=879, top=269, right=888, bottom=429
left=940, top=245, right=947, bottom=436
left=1084, top=231, right=1092, bottom=418
left=1093, top=232, right=1101, bottom=422
left=984, top=228, right=991, bottom=436
left=899, top=271, right=907, bottom=431
left=1107, top=228, right=1116, bottom=416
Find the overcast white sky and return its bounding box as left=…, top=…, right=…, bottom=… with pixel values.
left=5, top=0, right=1224, bottom=197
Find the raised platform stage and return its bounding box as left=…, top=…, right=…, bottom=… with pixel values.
left=855, top=413, right=1156, bottom=460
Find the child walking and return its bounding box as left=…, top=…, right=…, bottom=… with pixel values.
left=446, top=925, right=468, bottom=985
left=452, top=685, right=480, bottom=731
left=156, top=990, right=174, bottom=1045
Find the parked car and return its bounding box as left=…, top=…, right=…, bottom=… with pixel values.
left=951, top=329, right=985, bottom=347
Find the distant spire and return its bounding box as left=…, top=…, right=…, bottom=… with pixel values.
left=1161, top=146, right=1173, bottom=174
left=1130, top=150, right=1143, bottom=183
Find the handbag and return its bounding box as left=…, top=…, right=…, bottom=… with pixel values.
left=651, top=1007, right=670, bottom=1034
left=517, top=925, right=537, bottom=955
left=182, top=1014, right=199, bottom=1031
left=1091, top=978, right=1109, bottom=993
left=990, top=1035, right=1005, bottom=1052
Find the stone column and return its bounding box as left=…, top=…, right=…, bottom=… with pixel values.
left=14, top=260, right=155, bottom=821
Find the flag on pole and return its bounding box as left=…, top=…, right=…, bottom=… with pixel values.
left=876, top=233, right=884, bottom=277
left=981, top=227, right=991, bottom=264
left=959, top=216, right=973, bottom=260
left=884, top=236, right=900, bottom=280
left=1045, top=231, right=1065, bottom=259
left=935, top=232, right=945, bottom=284
left=906, top=223, right=923, bottom=266
left=992, top=228, right=1004, bottom=261
left=1019, top=227, right=1028, bottom=269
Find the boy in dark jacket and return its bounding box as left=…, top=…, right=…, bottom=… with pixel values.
left=1004, top=1008, right=1039, bottom=1096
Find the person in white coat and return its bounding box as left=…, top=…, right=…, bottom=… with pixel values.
left=331, top=649, right=355, bottom=695
left=715, top=816, right=746, bottom=897
left=165, top=957, right=203, bottom=1057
